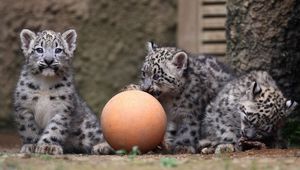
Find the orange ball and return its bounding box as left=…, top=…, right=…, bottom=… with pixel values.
left=101, top=90, right=167, bottom=153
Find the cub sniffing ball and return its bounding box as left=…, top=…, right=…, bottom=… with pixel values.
left=101, top=90, right=167, bottom=153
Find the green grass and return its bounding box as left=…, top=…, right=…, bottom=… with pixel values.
left=160, top=157, right=178, bottom=168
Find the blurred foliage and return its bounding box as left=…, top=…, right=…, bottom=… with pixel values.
left=283, top=112, right=300, bottom=147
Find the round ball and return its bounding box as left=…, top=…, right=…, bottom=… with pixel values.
left=101, top=90, right=167, bottom=153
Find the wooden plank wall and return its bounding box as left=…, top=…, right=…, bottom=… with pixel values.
left=178, top=0, right=227, bottom=61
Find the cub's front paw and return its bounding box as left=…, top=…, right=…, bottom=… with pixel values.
left=161, top=141, right=173, bottom=153
left=173, top=145, right=196, bottom=154
left=239, top=139, right=266, bottom=151
left=20, top=144, right=36, bottom=154
left=215, top=144, right=235, bottom=154
left=201, top=147, right=215, bottom=154
left=92, top=142, right=114, bottom=155
left=120, top=84, right=141, bottom=92
left=35, top=144, right=63, bottom=155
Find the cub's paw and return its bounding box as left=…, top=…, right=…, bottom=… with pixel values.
left=35, top=144, right=63, bottom=155
left=238, top=139, right=266, bottom=151
left=92, top=142, right=114, bottom=155
left=20, top=144, right=36, bottom=154
left=173, top=145, right=196, bottom=154
left=201, top=147, right=215, bottom=154
left=215, top=144, right=235, bottom=154
left=120, top=84, right=141, bottom=92
left=161, top=141, right=173, bottom=153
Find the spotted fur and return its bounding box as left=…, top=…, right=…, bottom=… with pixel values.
left=14, top=29, right=113, bottom=155
left=123, top=42, right=232, bottom=153
left=198, top=71, right=297, bottom=154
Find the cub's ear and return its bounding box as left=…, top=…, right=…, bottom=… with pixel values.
left=20, top=29, right=36, bottom=55
left=146, top=41, right=158, bottom=54
left=62, top=29, right=77, bottom=55
left=172, top=51, right=188, bottom=70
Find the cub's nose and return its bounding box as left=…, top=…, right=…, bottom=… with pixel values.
left=44, top=57, right=54, bottom=65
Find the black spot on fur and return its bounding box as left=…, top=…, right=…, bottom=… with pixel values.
left=27, top=82, right=39, bottom=90
left=79, top=134, right=85, bottom=140
left=170, top=130, right=177, bottom=136
left=66, top=106, right=72, bottom=111
left=73, top=129, right=82, bottom=136
left=223, top=137, right=233, bottom=142
left=85, top=121, right=92, bottom=129
left=66, top=82, right=72, bottom=87
left=43, top=138, right=50, bottom=144
left=54, top=83, right=65, bottom=89
left=20, top=81, right=24, bottom=86
left=190, top=130, right=196, bottom=136
left=88, top=132, right=93, bottom=138
left=183, top=139, right=191, bottom=144
left=22, top=73, right=28, bottom=77
left=60, top=130, right=65, bottom=135
left=21, top=95, right=27, bottom=100
left=50, top=136, right=59, bottom=143
left=94, top=138, right=101, bottom=143
left=51, top=120, right=62, bottom=126
left=26, top=137, right=33, bottom=142
left=180, top=127, right=188, bottom=133
left=51, top=126, right=58, bottom=130
left=209, top=61, right=220, bottom=72
left=19, top=125, right=26, bottom=131
left=49, top=96, right=56, bottom=100
left=32, top=96, right=39, bottom=101
left=59, top=95, right=66, bottom=100
left=190, top=122, right=197, bottom=126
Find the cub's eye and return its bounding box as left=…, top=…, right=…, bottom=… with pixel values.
left=35, top=48, right=44, bottom=54
left=55, top=48, right=63, bottom=54
left=153, top=74, right=159, bottom=80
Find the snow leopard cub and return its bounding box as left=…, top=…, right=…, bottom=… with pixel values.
left=14, top=29, right=113, bottom=155
left=123, top=42, right=232, bottom=153
left=198, top=71, right=297, bottom=154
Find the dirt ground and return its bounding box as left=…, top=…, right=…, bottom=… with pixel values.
left=1, top=132, right=300, bottom=170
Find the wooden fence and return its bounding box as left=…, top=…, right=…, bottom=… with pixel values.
left=177, top=0, right=227, bottom=61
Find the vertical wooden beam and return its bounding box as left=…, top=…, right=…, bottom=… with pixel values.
left=177, top=0, right=199, bottom=53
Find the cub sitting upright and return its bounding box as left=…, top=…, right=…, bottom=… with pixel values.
left=123, top=42, right=232, bottom=153
left=14, top=29, right=113, bottom=155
